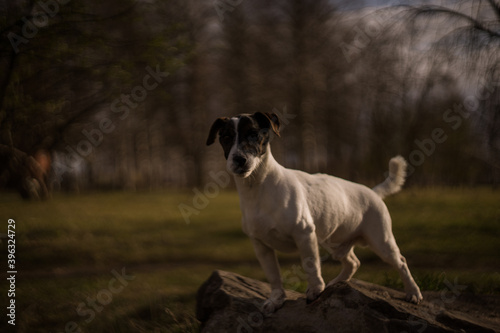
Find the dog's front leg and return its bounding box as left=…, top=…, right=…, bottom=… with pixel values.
left=251, top=238, right=286, bottom=314
left=294, top=230, right=325, bottom=303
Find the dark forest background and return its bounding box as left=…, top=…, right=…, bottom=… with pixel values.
left=1, top=0, right=499, bottom=198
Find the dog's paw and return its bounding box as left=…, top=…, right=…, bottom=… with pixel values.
left=262, top=289, right=285, bottom=315
left=262, top=299, right=278, bottom=314
left=306, top=283, right=325, bottom=304
left=406, top=291, right=423, bottom=304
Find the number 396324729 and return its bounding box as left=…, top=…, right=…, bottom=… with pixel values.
left=8, top=219, right=15, bottom=270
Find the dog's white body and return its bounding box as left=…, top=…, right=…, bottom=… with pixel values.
left=208, top=113, right=423, bottom=313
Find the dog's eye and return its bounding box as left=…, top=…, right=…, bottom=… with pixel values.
left=248, top=132, right=259, bottom=142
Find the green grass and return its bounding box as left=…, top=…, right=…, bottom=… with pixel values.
left=0, top=187, right=499, bottom=332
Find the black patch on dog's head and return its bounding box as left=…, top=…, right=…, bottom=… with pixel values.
left=206, top=112, right=281, bottom=160
left=206, top=117, right=229, bottom=146
left=206, top=117, right=236, bottom=159
left=218, top=121, right=236, bottom=159
left=237, top=115, right=269, bottom=157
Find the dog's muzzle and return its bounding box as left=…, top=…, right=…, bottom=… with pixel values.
left=231, top=155, right=248, bottom=175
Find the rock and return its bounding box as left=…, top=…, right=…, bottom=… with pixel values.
left=196, top=270, right=499, bottom=333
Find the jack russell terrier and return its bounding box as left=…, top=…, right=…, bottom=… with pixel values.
left=206, top=112, right=423, bottom=313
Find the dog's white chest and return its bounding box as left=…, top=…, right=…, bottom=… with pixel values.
left=235, top=165, right=320, bottom=253
left=241, top=215, right=298, bottom=253
left=239, top=188, right=305, bottom=253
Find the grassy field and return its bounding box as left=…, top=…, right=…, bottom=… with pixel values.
left=0, top=187, right=499, bottom=332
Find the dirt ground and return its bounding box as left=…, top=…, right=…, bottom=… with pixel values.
left=353, top=279, right=500, bottom=332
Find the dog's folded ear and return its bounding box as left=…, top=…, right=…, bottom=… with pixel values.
left=253, top=112, right=281, bottom=137
left=206, top=117, right=229, bottom=146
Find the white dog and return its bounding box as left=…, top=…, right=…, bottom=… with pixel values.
left=206, top=112, right=423, bottom=313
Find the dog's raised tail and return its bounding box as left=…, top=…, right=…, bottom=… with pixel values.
left=372, top=155, right=407, bottom=199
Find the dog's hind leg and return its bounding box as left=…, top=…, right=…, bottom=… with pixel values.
left=368, top=233, right=423, bottom=304
left=326, top=246, right=360, bottom=287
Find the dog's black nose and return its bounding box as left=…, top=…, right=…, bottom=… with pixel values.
left=233, top=155, right=247, bottom=168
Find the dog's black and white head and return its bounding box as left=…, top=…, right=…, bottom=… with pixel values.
left=206, top=112, right=281, bottom=178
